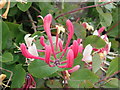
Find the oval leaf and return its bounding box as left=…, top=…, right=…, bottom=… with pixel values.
left=11, top=64, right=26, bottom=88
left=17, top=2, right=32, bottom=12
left=2, top=52, right=13, bottom=62
left=106, top=57, right=119, bottom=77
left=83, top=35, right=106, bottom=49
left=28, top=60, right=58, bottom=78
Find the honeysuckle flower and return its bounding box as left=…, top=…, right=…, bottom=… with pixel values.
left=72, top=40, right=79, bottom=58
left=22, top=74, right=36, bottom=89
left=93, top=27, right=111, bottom=60
left=20, top=14, right=82, bottom=70
left=24, top=34, right=37, bottom=47
left=20, top=43, right=45, bottom=60
left=82, top=44, right=93, bottom=63
left=40, top=36, right=46, bottom=47
left=68, top=65, right=80, bottom=73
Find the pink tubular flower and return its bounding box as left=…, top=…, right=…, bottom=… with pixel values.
left=98, top=27, right=105, bottom=34
left=45, top=45, right=51, bottom=64
left=40, top=36, right=46, bottom=47
left=66, top=49, right=74, bottom=68
left=68, top=65, right=80, bottom=73
left=59, top=40, right=63, bottom=52
left=72, top=40, right=79, bottom=58
left=20, top=14, right=80, bottom=70
left=78, top=44, right=83, bottom=53
left=20, top=43, right=45, bottom=60
left=58, top=49, right=74, bottom=68
left=60, top=19, right=74, bottom=59
left=43, top=14, right=57, bottom=60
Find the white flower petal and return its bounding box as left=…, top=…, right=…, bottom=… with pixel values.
left=83, top=44, right=92, bottom=56
left=82, top=55, right=92, bottom=63
left=28, top=43, right=39, bottom=56
left=93, top=30, right=99, bottom=36
left=24, top=34, right=37, bottom=47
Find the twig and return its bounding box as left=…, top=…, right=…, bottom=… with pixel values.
left=106, top=20, right=120, bottom=33
left=0, top=67, right=13, bottom=90
left=55, top=1, right=115, bottom=20
left=27, top=10, right=37, bottom=32
left=31, top=6, right=41, bottom=14
left=94, top=70, right=120, bottom=85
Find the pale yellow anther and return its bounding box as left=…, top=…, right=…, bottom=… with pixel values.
left=56, top=25, right=65, bottom=34
left=65, top=70, right=70, bottom=80
left=99, top=53, right=105, bottom=60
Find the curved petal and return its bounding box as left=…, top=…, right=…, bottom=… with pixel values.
left=40, top=36, right=46, bottom=47
left=82, top=55, right=92, bottom=63
left=68, top=65, right=80, bottom=73
left=83, top=44, right=92, bottom=56
left=20, top=43, right=45, bottom=60
left=93, top=30, right=99, bottom=36
left=45, top=45, right=51, bottom=64
left=28, top=43, right=39, bottom=57
left=78, top=44, right=83, bottom=53
left=72, top=40, right=79, bottom=58
left=66, top=49, right=74, bottom=68
left=98, top=27, right=105, bottom=34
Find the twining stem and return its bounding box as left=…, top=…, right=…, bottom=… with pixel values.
left=27, top=10, right=37, bottom=32
left=94, top=70, right=120, bottom=85
left=0, top=67, right=13, bottom=90
left=31, top=6, right=41, bottom=14
left=55, top=1, right=115, bottom=20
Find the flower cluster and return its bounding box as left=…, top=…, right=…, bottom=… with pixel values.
left=20, top=14, right=111, bottom=72
left=20, top=14, right=82, bottom=73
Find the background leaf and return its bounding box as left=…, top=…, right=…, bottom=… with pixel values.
left=73, top=22, right=86, bottom=39
left=11, top=64, right=26, bottom=88
left=28, top=60, right=58, bottom=78
left=83, top=35, right=106, bottom=49
left=92, top=53, right=102, bottom=73
left=17, top=2, right=32, bottom=12
left=106, top=57, right=119, bottom=77
left=1, top=52, right=13, bottom=62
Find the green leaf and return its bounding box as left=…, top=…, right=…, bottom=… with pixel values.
left=5, top=22, right=19, bottom=38
left=1, top=52, right=13, bottom=62
left=83, top=35, right=106, bottom=49
left=47, top=79, right=63, bottom=88
left=11, top=64, right=26, bottom=88
left=96, top=6, right=104, bottom=14
left=74, top=53, right=84, bottom=68
left=107, top=21, right=119, bottom=37
left=79, top=80, right=94, bottom=88
left=1, top=21, right=11, bottom=49
left=28, top=60, right=58, bottom=78
left=68, top=80, right=82, bottom=88
left=103, top=78, right=120, bottom=88
left=17, top=2, right=32, bottom=12
left=106, top=57, right=119, bottom=77
left=100, top=13, right=112, bottom=27
left=73, top=22, right=86, bottom=39
left=96, top=6, right=112, bottom=27
left=70, top=69, right=99, bottom=83
left=92, top=53, right=102, bottom=73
